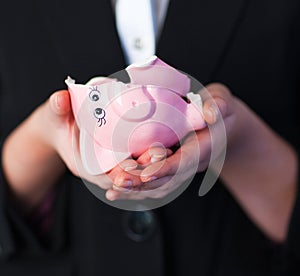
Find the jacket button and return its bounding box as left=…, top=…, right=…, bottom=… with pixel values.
left=123, top=211, right=157, bottom=242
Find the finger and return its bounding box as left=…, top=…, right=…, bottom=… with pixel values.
left=106, top=189, right=125, bottom=201
left=186, top=129, right=213, bottom=171
left=88, top=174, right=114, bottom=190
left=136, top=146, right=172, bottom=166
left=106, top=159, right=138, bottom=180
left=106, top=183, right=160, bottom=201
left=116, top=159, right=139, bottom=172
left=108, top=147, right=172, bottom=190
left=111, top=167, right=159, bottom=193
left=202, top=84, right=234, bottom=124
left=137, top=146, right=166, bottom=164
left=106, top=159, right=140, bottom=187
left=113, top=169, right=144, bottom=189
left=107, top=175, right=174, bottom=200
left=203, top=97, right=227, bottom=124
left=136, top=176, right=172, bottom=191
left=140, top=143, right=199, bottom=182
left=140, top=128, right=214, bottom=181
left=49, top=90, right=71, bottom=116
left=105, top=188, right=145, bottom=201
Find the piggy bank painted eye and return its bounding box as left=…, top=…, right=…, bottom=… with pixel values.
left=94, top=108, right=105, bottom=119
left=89, top=88, right=101, bottom=101
left=93, top=108, right=106, bottom=127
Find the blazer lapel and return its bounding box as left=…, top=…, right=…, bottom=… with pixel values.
left=157, top=0, right=249, bottom=83
left=34, top=0, right=126, bottom=80
left=36, top=0, right=248, bottom=84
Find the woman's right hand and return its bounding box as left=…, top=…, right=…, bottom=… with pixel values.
left=2, top=90, right=140, bottom=209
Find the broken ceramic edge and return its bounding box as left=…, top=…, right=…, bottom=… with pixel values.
left=65, top=76, right=75, bottom=84
left=65, top=75, right=118, bottom=87
left=126, top=56, right=191, bottom=98
left=187, top=92, right=203, bottom=114
left=85, top=76, right=116, bottom=86
left=126, top=55, right=158, bottom=69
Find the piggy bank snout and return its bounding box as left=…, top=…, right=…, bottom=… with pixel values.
left=111, top=87, right=156, bottom=122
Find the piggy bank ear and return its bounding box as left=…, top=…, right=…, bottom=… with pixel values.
left=80, top=129, right=130, bottom=175
left=126, top=56, right=190, bottom=96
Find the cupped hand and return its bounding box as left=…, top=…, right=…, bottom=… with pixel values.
left=106, top=83, right=237, bottom=201
left=39, top=90, right=143, bottom=191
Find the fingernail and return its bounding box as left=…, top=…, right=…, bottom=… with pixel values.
left=113, top=185, right=131, bottom=193
left=115, top=179, right=133, bottom=188
left=205, top=106, right=217, bottom=123
left=55, top=94, right=61, bottom=109
left=151, top=153, right=166, bottom=163
left=124, top=164, right=138, bottom=172
left=142, top=176, right=158, bottom=182
left=123, top=180, right=133, bottom=188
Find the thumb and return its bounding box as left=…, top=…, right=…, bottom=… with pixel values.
left=202, top=83, right=234, bottom=125
left=49, top=90, right=72, bottom=116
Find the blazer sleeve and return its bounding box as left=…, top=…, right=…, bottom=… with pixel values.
left=0, top=137, right=17, bottom=258
left=0, top=137, right=69, bottom=260
left=284, top=12, right=300, bottom=272
left=285, top=147, right=300, bottom=273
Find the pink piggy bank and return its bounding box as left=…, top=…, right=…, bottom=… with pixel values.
left=65, top=56, right=206, bottom=175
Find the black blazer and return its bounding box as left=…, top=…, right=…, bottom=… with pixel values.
left=0, top=0, right=299, bottom=275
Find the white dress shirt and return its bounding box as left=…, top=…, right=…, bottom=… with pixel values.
left=113, top=0, right=170, bottom=64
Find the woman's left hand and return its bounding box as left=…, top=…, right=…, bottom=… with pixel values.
left=106, top=83, right=236, bottom=201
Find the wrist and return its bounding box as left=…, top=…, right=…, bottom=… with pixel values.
left=2, top=103, right=65, bottom=209
left=220, top=99, right=297, bottom=241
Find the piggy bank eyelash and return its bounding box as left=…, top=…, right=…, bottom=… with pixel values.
left=93, top=108, right=106, bottom=127
left=89, top=87, right=101, bottom=102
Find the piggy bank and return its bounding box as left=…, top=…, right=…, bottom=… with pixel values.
left=65, top=56, right=206, bottom=175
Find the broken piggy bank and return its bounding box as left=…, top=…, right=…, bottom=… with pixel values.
left=65, top=56, right=206, bottom=175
